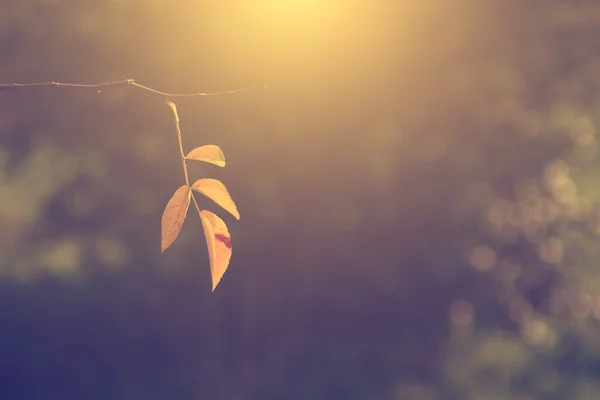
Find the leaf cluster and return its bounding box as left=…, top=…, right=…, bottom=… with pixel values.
left=160, top=101, right=239, bottom=291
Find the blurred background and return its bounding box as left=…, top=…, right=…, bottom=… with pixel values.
left=2, top=0, right=600, bottom=398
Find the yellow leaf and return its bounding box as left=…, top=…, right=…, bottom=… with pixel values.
left=185, top=145, right=226, bottom=167
left=199, top=210, right=232, bottom=291
left=191, top=179, right=240, bottom=220
left=161, top=185, right=191, bottom=252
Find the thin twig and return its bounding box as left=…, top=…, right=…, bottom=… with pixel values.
left=0, top=52, right=311, bottom=98
left=130, top=81, right=263, bottom=99
left=0, top=78, right=262, bottom=99
left=0, top=79, right=134, bottom=91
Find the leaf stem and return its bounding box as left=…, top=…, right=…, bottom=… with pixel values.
left=166, top=101, right=190, bottom=187
left=191, top=192, right=203, bottom=218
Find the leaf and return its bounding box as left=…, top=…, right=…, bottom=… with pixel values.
left=191, top=178, right=240, bottom=220
left=186, top=145, right=226, bottom=167
left=199, top=210, right=232, bottom=291
left=161, top=185, right=191, bottom=252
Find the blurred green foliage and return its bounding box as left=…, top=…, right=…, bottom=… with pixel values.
left=3, top=0, right=600, bottom=399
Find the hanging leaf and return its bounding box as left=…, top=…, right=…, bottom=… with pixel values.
left=161, top=185, right=191, bottom=252
left=186, top=145, right=226, bottom=167
left=199, top=210, right=232, bottom=291
left=191, top=178, right=240, bottom=220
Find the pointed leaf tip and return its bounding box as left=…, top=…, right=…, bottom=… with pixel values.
left=186, top=145, right=226, bottom=167
left=161, top=185, right=191, bottom=252
left=199, top=210, right=232, bottom=290
left=192, top=178, right=240, bottom=220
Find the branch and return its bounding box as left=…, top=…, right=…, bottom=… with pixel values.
left=0, top=52, right=312, bottom=98
left=0, top=78, right=263, bottom=99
